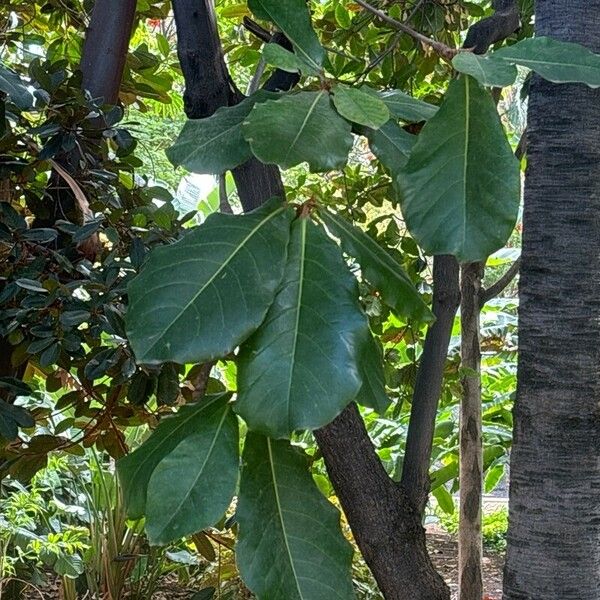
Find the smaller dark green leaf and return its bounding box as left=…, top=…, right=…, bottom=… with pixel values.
left=361, top=121, right=415, bottom=174
left=166, top=91, right=276, bottom=175
left=355, top=332, right=390, bottom=414
left=146, top=396, right=239, bottom=545
left=490, top=36, right=600, bottom=88
left=0, top=378, right=32, bottom=396
left=319, top=210, right=432, bottom=322
left=127, top=371, right=155, bottom=406
left=157, top=363, right=180, bottom=405
left=452, top=52, right=518, bottom=87
left=378, top=90, right=438, bottom=122
left=0, top=400, right=35, bottom=440
left=243, top=91, right=353, bottom=172
left=263, top=43, right=317, bottom=74
left=248, top=0, right=325, bottom=72
left=332, top=84, right=390, bottom=129
left=117, top=393, right=231, bottom=519
left=0, top=63, right=33, bottom=109
left=15, top=278, right=47, bottom=293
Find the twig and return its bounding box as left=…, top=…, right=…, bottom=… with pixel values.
left=354, top=0, right=457, bottom=60
left=480, top=257, right=521, bottom=306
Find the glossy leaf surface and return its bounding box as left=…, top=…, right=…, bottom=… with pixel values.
left=248, top=0, right=325, bottom=72
left=146, top=395, right=239, bottom=545
left=243, top=91, right=353, bottom=172
left=319, top=210, right=432, bottom=322
left=117, top=393, right=231, bottom=520
left=166, top=92, right=275, bottom=174
left=126, top=200, right=293, bottom=365
left=236, top=218, right=368, bottom=438
left=332, top=84, right=389, bottom=129
left=236, top=434, right=355, bottom=599
left=397, top=75, right=520, bottom=262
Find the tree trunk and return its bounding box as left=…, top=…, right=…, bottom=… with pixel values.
left=80, top=0, right=137, bottom=105
left=458, top=262, right=484, bottom=600
left=503, top=2, right=600, bottom=598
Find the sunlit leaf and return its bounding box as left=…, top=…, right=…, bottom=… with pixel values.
left=452, top=52, right=518, bottom=87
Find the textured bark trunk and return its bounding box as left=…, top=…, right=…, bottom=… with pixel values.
left=503, top=2, right=600, bottom=598
left=458, top=262, right=484, bottom=600
left=400, top=255, right=460, bottom=514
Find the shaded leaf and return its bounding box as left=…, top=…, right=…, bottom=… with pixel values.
left=248, top=0, right=325, bottom=72
left=397, top=75, right=520, bottom=262
left=166, top=91, right=276, bottom=175
left=243, top=91, right=353, bottom=173
left=236, top=219, right=368, bottom=438
left=146, top=396, right=239, bottom=545
left=117, top=393, right=231, bottom=519
left=452, top=52, right=518, bottom=87
left=490, top=36, right=600, bottom=88
left=332, top=84, right=389, bottom=129
left=361, top=120, right=415, bottom=174
left=319, top=210, right=431, bottom=321
left=126, top=200, right=293, bottom=365
left=263, top=43, right=317, bottom=74
left=0, top=63, right=33, bottom=109
left=378, top=89, right=438, bottom=122
left=354, top=331, right=390, bottom=414
left=236, top=434, right=355, bottom=599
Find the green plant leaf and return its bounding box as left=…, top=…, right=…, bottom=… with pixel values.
left=117, top=393, right=231, bottom=519
left=243, top=91, right=353, bottom=172
left=263, top=43, right=317, bottom=75
left=126, top=199, right=293, bottom=365
left=0, top=63, right=33, bottom=109
left=396, top=75, right=520, bottom=262
left=145, top=396, right=239, bottom=545
left=332, top=84, right=390, bottom=129
left=490, top=36, right=600, bottom=87
left=432, top=484, right=455, bottom=515
left=378, top=89, right=438, bottom=122
left=355, top=332, right=390, bottom=414
left=360, top=120, right=415, bottom=174
left=166, top=91, right=276, bottom=174
left=248, top=0, right=325, bottom=72
left=319, top=210, right=432, bottom=321
left=236, top=434, right=355, bottom=599
left=236, top=218, right=369, bottom=438
left=452, top=52, right=518, bottom=87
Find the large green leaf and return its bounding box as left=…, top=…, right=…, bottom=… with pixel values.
left=236, top=218, right=368, bottom=438
left=145, top=396, right=239, bottom=545
left=319, top=210, right=432, bottom=322
left=378, top=89, right=438, bottom=122
left=243, top=91, right=353, bottom=172
left=452, top=52, right=518, bottom=88
left=126, top=200, right=293, bottom=365
left=0, top=63, right=33, bottom=110
left=396, top=75, right=520, bottom=262
left=248, top=0, right=325, bottom=72
left=355, top=332, right=390, bottom=414
left=332, top=84, right=389, bottom=129
left=117, top=394, right=231, bottom=519
left=236, top=434, right=355, bottom=599
left=166, top=92, right=275, bottom=174
left=361, top=121, right=415, bottom=174
left=490, top=36, right=600, bottom=88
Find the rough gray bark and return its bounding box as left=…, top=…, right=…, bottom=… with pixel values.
left=400, top=255, right=460, bottom=514
left=503, top=2, right=600, bottom=598
left=458, top=262, right=484, bottom=600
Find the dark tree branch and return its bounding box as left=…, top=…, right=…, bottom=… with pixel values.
left=400, top=255, right=460, bottom=514
left=354, top=0, right=457, bottom=60
left=463, top=0, right=520, bottom=54
left=81, top=0, right=137, bottom=104
left=172, top=0, right=284, bottom=212
left=480, top=257, right=521, bottom=307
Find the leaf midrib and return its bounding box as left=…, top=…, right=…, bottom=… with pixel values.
left=284, top=92, right=324, bottom=166
left=141, top=206, right=285, bottom=360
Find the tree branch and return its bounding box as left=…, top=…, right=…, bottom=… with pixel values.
left=480, top=257, right=521, bottom=306
left=354, top=0, right=457, bottom=60
left=463, top=0, right=520, bottom=54
left=400, top=255, right=460, bottom=514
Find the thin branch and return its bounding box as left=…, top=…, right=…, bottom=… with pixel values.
left=480, top=257, right=521, bottom=306
left=354, top=0, right=456, bottom=60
